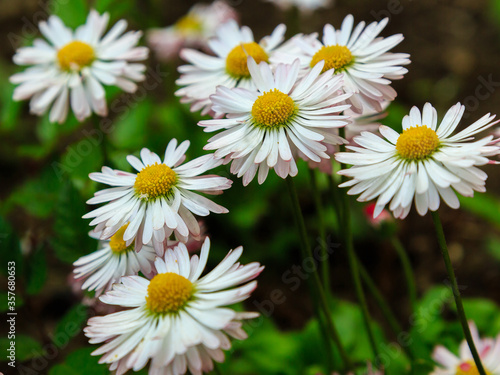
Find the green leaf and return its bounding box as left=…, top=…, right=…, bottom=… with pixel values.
left=53, top=304, right=89, bottom=348
left=0, top=85, right=22, bottom=132
left=462, top=298, right=500, bottom=337
left=50, top=0, right=88, bottom=28
left=0, top=334, right=45, bottom=361
left=458, top=194, right=500, bottom=227
left=51, top=181, right=95, bottom=263
left=25, top=245, right=48, bottom=295
left=110, top=100, right=152, bottom=149
left=49, top=347, right=108, bottom=375
left=221, top=318, right=303, bottom=375
left=56, top=137, right=104, bottom=195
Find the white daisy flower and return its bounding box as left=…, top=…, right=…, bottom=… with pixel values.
left=272, top=14, right=410, bottom=113
left=198, top=58, right=351, bottom=185
left=82, top=139, right=232, bottom=253
left=175, top=19, right=287, bottom=116
left=431, top=322, right=500, bottom=375
left=73, top=224, right=156, bottom=295
left=84, top=238, right=263, bottom=375
left=264, top=0, right=333, bottom=13
left=335, top=102, right=500, bottom=219
left=148, top=1, right=238, bottom=62
left=10, top=10, right=148, bottom=123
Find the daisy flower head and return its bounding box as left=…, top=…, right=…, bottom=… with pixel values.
left=199, top=58, right=352, bottom=185
left=272, top=14, right=410, bottom=113
left=83, top=139, right=232, bottom=253
left=10, top=10, right=148, bottom=124
left=175, top=19, right=286, bottom=116
left=84, top=238, right=263, bottom=375
left=73, top=225, right=156, bottom=295
left=335, top=102, right=500, bottom=219
left=431, top=322, right=500, bottom=374
left=147, top=1, right=238, bottom=62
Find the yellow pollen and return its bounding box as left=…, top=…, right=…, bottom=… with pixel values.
left=396, top=125, right=440, bottom=160
left=175, top=14, right=202, bottom=33
left=310, top=45, right=354, bottom=73
left=226, top=42, right=269, bottom=78
left=57, top=41, right=95, bottom=71
left=146, top=273, right=194, bottom=314
left=109, top=224, right=134, bottom=253
left=252, top=89, right=296, bottom=128
left=134, top=163, right=177, bottom=200
left=456, top=361, right=491, bottom=375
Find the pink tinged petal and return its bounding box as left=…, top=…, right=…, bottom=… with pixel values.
left=379, top=125, right=400, bottom=144
left=141, top=206, right=154, bottom=245
left=190, top=237, right=210, bottom=281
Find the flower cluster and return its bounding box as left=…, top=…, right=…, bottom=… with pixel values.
left=9, top=3, right=500, bottom=375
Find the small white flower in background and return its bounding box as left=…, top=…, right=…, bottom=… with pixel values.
left=264, top=0, right=333, bottom=13
left=199, top=58, right=351, bottom=185
left=84, top=238, right=263, bottom=375
left=176, top=19, right=287, bottom=116
left=10, top=10, right=148, bottom=123
left=83, top=139, right=232, bottom=253
left=431, top=322, right=500, bottom=374
left=272, top=14, right=410, bottom=113
left=73, top=225, right=156, bottom=296
left=148, top=1, right=238, bottom=61
left=335, top=102, right=499, bottom=219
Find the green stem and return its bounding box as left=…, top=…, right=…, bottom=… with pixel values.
left=286, top=176, right=353, bottom=372
left=357, top=258, right=403, bottom=337
left=337, top=127, right=380, bottom=365
left=391, top=237, right=418, bottom=312
left=313, top=296, right=335, bottom=373
left=341, top=192, right=381, bottom=364
left=308, top=168, right=331, bottom=292
left=357, top=258, right=415, bottom=361
left=431, top=211, right=487, bottom=375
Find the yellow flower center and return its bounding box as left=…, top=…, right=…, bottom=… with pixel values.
left=109, top=224, right=135, bottom=253
left=134, top=163, right=177, bottom=200
left=310, top=45, right=354, bottom=73
left=456, top=361, right=491, bottom=375
left=226, top=42, right=269, bottom=78
left=146, top=273, right=194, bottom=314
left=251, top=89, right=296, bottom=128
left=175, top=14, right=202, bottom=33
left=396, top=125, right=440, bottom=160
left=57, top=41, right=95, bottom=71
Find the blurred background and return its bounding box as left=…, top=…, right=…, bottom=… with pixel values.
left=1, top=0, right=500, bottom=374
